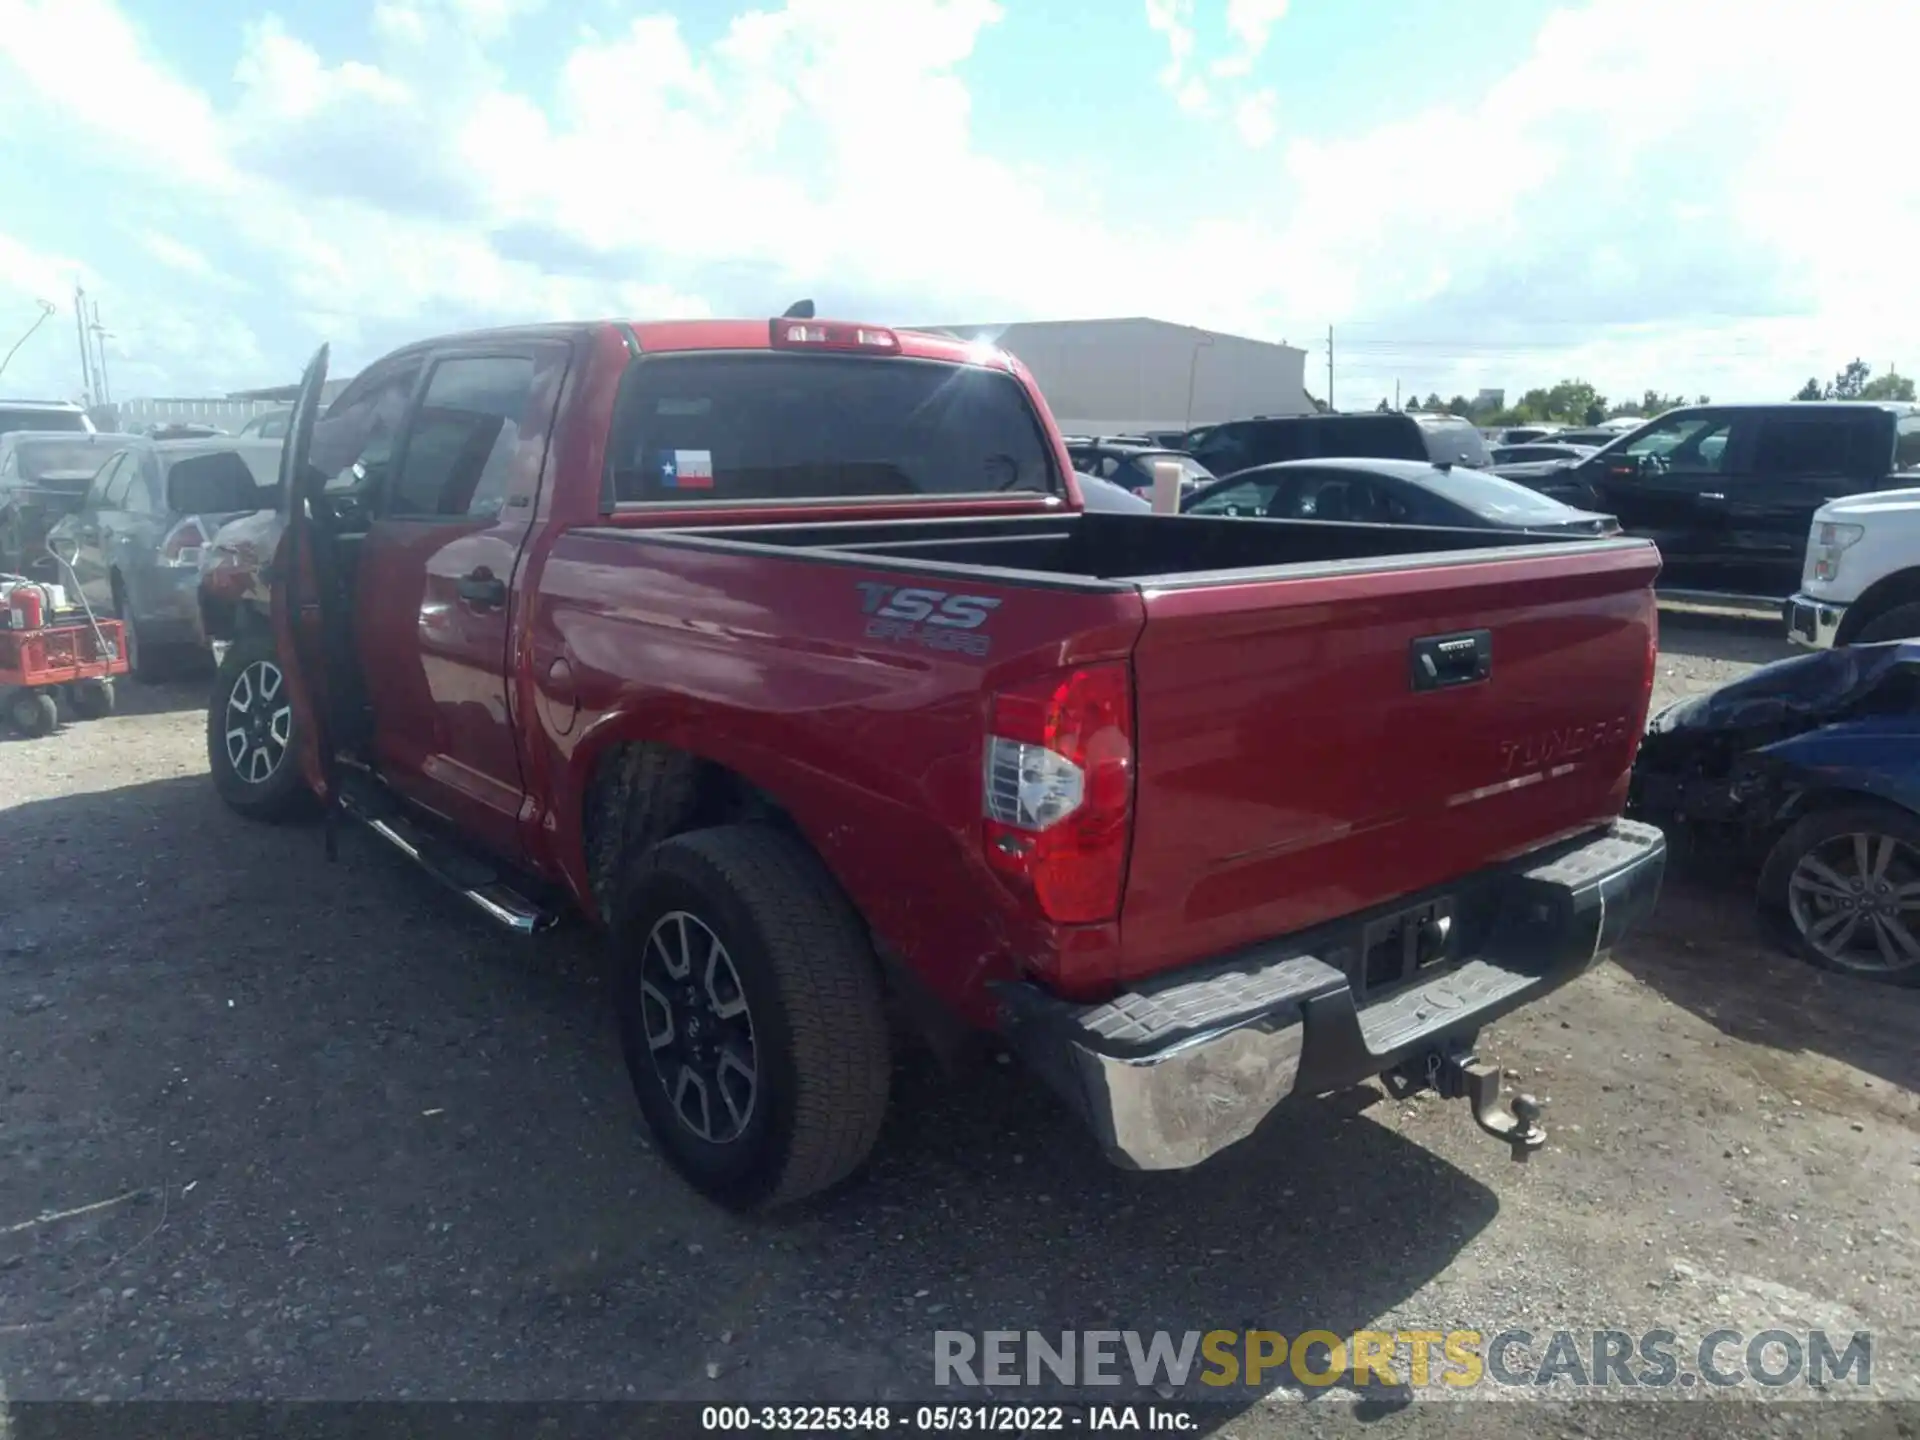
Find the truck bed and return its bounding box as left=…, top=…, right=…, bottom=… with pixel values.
left=552, top=508, right=1660, bottom=1001
left=593, top=509, right=1624, bottom=588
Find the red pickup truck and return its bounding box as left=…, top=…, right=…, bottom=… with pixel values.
left=197, top=311, right=1667, bottom=1211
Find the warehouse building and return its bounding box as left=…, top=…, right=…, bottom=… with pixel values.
left=917, top=317, right=1310, bottom=435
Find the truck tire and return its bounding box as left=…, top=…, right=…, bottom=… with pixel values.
left=1759, top=803, right=1920, bottom=987
left=612, top=824, right=891, bottom=1211
left=208, top=632, right=311, bottom=822
left=1851, top=603, right=1920, bottom=645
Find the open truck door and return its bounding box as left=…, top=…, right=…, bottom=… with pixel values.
left=267, top=345, right=337, bottom=831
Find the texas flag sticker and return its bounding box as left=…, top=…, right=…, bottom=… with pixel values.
left=660, top=448, right=715, bottom=490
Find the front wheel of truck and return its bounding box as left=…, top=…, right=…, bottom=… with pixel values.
left=612, top=825, right=891, bottom=1211
left=208, top=632, right=311, bottom=822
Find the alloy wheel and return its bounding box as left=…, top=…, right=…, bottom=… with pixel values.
left=224, top=659, right=292, bottom=784
left=1787, top=830, right=1920, bottom=975
left=638, top=911, right=758, bottom=1144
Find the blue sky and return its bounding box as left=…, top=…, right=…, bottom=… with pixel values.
left=0, top=0, right=1914, bottom=408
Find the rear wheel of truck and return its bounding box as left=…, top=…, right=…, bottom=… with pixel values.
left=1852, top=603, right=1920, bottom=645
left=612, top=825, right=891, bottom=1211
left=1760, top=803, right=1920, bottom=986
left=208, top=632, right=310, bottom=822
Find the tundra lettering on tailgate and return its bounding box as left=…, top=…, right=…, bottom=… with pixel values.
left=855, top=582, right=1001, bottom=656
left=1498, top=715, right=1632, bottom=774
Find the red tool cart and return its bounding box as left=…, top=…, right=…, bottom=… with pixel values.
left=1, top=579, right=129, bottom=738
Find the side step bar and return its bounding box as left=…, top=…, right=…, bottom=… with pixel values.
left=336, top=783, right=561, bottom=935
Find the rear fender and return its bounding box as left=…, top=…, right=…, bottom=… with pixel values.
left=560, top=700, right=883, bottom=911
left=554, top=699, right=1028, bottom=1028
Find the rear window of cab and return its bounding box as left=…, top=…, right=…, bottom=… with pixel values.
left=605, top=354, right=1061, bottom=505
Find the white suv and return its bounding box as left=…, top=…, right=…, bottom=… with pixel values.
left=1787, top=485, right=1920, bottom=647
left=0, top=399, right=94, bottom=438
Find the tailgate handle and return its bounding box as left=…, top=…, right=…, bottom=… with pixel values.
left=1410, top=629, right=1492, bottom=692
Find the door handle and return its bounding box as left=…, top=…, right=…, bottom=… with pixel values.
left=1698, top=492, right=1727, bottom=502
left=456, top=569, right=507, bottom=608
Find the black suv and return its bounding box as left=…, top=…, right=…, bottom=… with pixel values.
left=1185, top=411, right=1492, bottom=478
left=1516, top=402, right=1920, bottom=601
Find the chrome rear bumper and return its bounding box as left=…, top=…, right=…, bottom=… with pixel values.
left=997, top=820, right=1667, bottom=1171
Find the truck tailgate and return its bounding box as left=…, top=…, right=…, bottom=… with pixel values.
left=1117, top=540, right=1661, bottom=983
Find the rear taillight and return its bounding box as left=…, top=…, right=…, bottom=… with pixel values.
left=982, top=662, right=1135, bottom=925
left=160, top=518, right=208, bottom=568
left=769, top=319, right=900, bottom=353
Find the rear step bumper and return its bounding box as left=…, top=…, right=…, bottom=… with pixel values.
left=996, top=819, right=1666, bottom=1171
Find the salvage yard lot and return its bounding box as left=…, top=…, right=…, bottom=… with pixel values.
left=3, top=612, right=1918, bottom=1434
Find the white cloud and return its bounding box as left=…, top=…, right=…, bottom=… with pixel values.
left=1144, top=0, right=1198, bottom=95
left=0, top=0, right=1915, bottom=408
left=1153, top=0, right=1288, bottom=120
left=0, top=0, right=231, bottom=187
left=1231, top=0, right=1920, bottom=403
left=1225, top=0, right=1288, bottom=55
left=136, top=233, right=227, bottom=286
left=1234, top=88, right=1278, bottom=148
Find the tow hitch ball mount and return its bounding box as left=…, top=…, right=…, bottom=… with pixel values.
left=1385, top=1047, right=1547, bottom=1163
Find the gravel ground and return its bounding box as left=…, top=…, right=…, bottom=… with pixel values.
left=3, top=610, right=1917, bottom=1437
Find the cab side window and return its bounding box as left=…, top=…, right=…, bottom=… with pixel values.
left=1895, top=417, right=1920, bottom=475
left=310, top=357, right=425, bottom=495
left=1751, top=415, right=1859, bottom=479
left=388, top=356, right=538, bottom=519
left=1619, top=415, right=1732, bottom=475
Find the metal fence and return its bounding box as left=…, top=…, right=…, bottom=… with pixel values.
left=99, top=398, right=284, bottom=433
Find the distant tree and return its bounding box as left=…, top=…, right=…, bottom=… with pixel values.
left=1447, top=394, right=1475, bottom=418
left=1829, top=359, right=1872, bottom=400
left=1861, top=369, right=1916, bottom=402
left=1695, top=394, right=1711, bottom=404
left=1795, top=360, right=1900, bottom=401
left=1404, top=396, right=1422, bottom=412
left=1497, top=379, right=1608, bottom=426
left=1375, top=397, right=1393, bottom=413
left=1423, top=392, right=1444, bottom=411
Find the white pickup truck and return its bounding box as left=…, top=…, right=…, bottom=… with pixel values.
left=1786, top=485, right=1920, bottom=647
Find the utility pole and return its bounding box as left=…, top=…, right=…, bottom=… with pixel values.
left=1395, top=379, right=1401, bottom=411
left=1326, top=325, right=1335, bottom=412
left=73, top=285, right=96, bottom=405
left=89, top=301, right=112, bottom=404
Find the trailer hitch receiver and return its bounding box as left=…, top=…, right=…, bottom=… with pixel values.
left=1389, top=1047, right=1547, bottom=1162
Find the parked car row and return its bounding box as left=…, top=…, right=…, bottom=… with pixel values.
left=0, top=425, right=283, bottom=680
left=1482, top=402, right=1920, bottom=606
